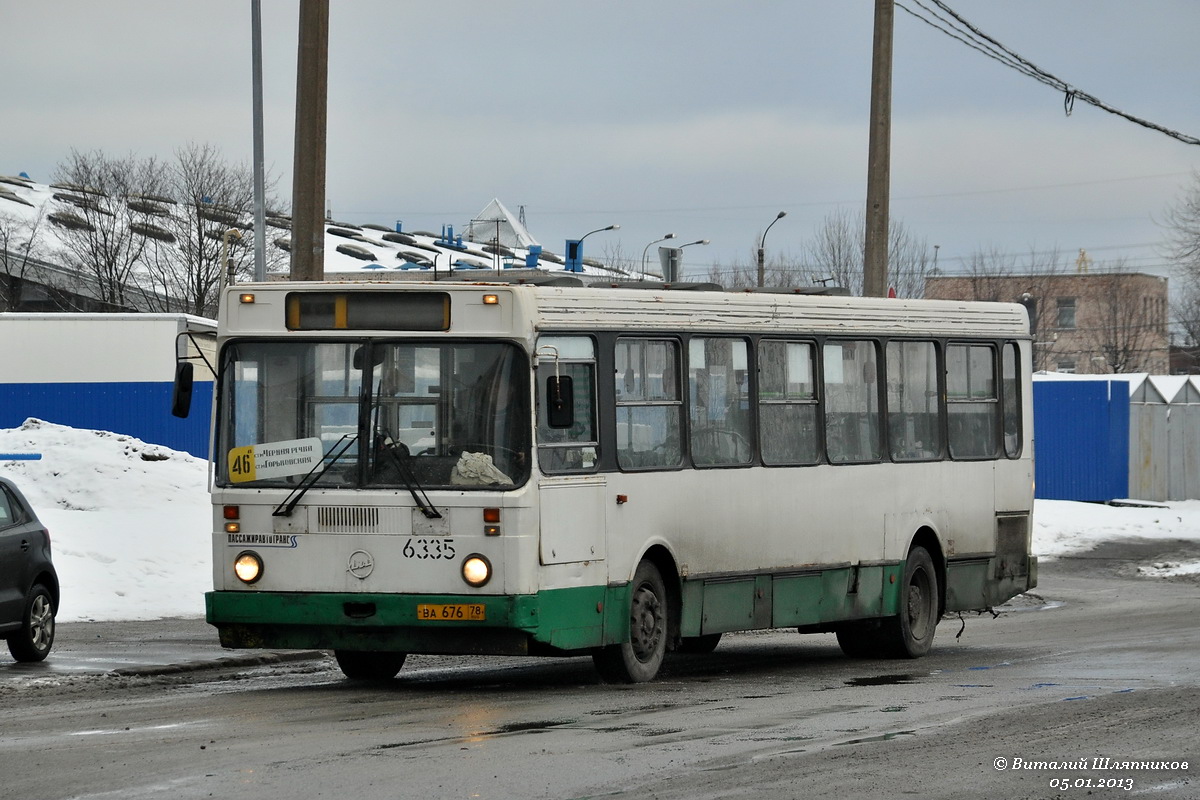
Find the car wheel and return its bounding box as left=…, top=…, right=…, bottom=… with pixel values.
left=7, top=583, right=55, bottom=662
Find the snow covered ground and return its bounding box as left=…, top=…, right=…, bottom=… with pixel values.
left=2, top=418, right=1198, bottom=623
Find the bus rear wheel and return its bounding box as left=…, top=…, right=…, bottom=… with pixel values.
left=593, top=560, right=668, bottom=683
left=334, top=650, right=407, bottom=681
left=886, top=546, right=939, bottom=658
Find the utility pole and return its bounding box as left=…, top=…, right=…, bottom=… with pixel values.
left=863, top=0, right=893, bottom=298
left=290, top=0, right=328, bottom=281
left=250, top=0, right=267, bottom=281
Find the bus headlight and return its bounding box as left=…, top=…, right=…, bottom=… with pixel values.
left=234, top=551, right=264, bottom=584
left=461, top=554, right=492, bottom=588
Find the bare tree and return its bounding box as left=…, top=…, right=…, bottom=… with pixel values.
left=1164, top=169, right=1200, bottom=274
left=596, top=239, right=640, bottom=280
left=1165, top=171, right=1200, bottom=348
left=1081, top=265, right=1167, bottom=374
left=703, top=243, right=810, bottom=289
left=956, top=245, right=1067, bottom=371
left=0, top=207, right=47, bottom=310
left=704, top=210, right=931, bottom=294
left=50, top=149, right=169, bottom=309
left=806, top=207, right=931, bottom=297
left=136, top=143, right=280, bottom=317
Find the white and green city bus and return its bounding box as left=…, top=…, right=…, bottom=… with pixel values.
left=180, top=278, right=1036, bottom=683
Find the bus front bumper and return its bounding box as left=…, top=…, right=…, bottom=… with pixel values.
left=206, top=586, right=627, bottom=656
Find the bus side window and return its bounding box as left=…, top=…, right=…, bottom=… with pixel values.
left=758, top=340, right=819, bottom=465
left=1002, top=342, right=1022, bottom=458
left=886, top=340, right=941, bottom=461
left=947, top=344, right=999, bottom=459
left=615, top=338, right=682, bottom=470
left=689, top=337, right=752, bottom=466
left=823, top=340, right=882, bottom=463
left=536, top=336, right=599, bottom=473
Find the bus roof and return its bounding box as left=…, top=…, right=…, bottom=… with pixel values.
left=223, top=281, right=1030, bottom=339
left=525, top=285, right=1029, bottom=338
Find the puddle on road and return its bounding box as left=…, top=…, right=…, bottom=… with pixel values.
left=835, top=729, right=916, bottom=746
left=845, top=674, right=920, bottom=687
left=495, top=719, right=575, bottom=734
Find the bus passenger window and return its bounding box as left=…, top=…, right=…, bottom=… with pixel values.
left=886, top=341, right=941, bottom=461
left=689, top=337, right=752, bottom=466
left=947, top=344, right=998, bottom=459
left=615, top=338, right=682, bottom=469
left=823, top=340, right=882, bottom=463
left=758, top=340, right=819, bottom=465
left=1002, top=342, right=1022, bottom=458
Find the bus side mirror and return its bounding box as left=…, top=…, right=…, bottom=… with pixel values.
left=172, top=362, right=194, bottom=418
left=546, top=375, right=575, bottom=429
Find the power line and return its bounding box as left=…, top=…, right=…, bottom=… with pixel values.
left=345, top=172, right=1190, bottom=220
left=896, top=0, right=1200, bottom=146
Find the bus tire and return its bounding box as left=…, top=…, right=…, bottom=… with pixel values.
left=678, top=633, right=722, bottom=654
left=334, top=650, right=407, bottom=681
left=593, top=560, right=668, bottom=683
left=834, top=622, right=878, bottom=659
left=881, top=546, right=939, bottom=658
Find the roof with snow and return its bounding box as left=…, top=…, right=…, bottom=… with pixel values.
left=462, top=198, right=539, bottom=250
left=0, top=174, right=631, bottom=283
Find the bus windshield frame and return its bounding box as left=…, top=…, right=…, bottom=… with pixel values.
left=215, top=338, right=530, bottom=490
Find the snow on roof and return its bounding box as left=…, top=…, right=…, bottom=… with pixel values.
left=463, top=198, right=539, bottom=250
left=0, top=175, right=632, bottom=284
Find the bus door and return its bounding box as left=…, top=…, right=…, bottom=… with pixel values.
left=535, top=336, right=606, bottom=565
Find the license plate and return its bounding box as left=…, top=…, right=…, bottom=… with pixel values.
left=416, top=603, right=486, bottom=621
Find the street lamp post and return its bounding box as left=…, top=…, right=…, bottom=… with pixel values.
left=665, top=239, right=709, bottom=282
left=757, top=211, right=787, bottom=288
left=565, top=224, right=619, bottom=273
left=641, top=233, right=676, bottom=279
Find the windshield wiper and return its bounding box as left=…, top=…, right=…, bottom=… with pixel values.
left=272, top=433, right=358, bottom=517
left=377, top=434, right=442, bottom=519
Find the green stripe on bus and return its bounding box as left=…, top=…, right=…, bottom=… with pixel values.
left=206, top=584, right=629, bottom=653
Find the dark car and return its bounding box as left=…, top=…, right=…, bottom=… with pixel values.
left=0, top=476, right=58, bottom=662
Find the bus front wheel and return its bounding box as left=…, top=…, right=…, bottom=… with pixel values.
left=593, top=560, right=668, bottom=683
left=334, top=650, right=407, bottom=681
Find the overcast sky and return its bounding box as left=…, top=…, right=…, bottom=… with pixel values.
left=5, top=1, right=1200, bottom=283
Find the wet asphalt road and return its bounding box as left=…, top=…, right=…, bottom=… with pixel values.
left=1, top=548, right=1198, bottom=800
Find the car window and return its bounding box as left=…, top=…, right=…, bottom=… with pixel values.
left=0, top=487, right=14, bottom=527
left=0, top=485, right=26, bottom=528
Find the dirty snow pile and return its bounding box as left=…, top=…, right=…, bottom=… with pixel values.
left=1034, top=499, right=1200, bottom=578
left=1, top=419, right=1199, bottom=623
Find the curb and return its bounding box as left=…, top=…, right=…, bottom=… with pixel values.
left=109, top=650, right=328, bottom=677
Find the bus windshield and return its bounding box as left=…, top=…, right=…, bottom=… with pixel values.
left=216, top=340, right=529, bottom=490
